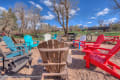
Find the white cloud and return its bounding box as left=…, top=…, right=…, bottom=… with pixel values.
left=108, top=18, right=117, bottom=22
left=69, top=8, right=80, bottom=16
left=104, top=18, right=117, bottom=24
left=96, top=8, right=110, bottom=16
left=83, top=25, right=88, bottom=27
left=0, top=7, right=7, bottom=12
left=89, top=17, right=96, bottom=19
left=29, top=1, right=35, bottom=5
left=77, top=8, right=80, bottom=11
left=77, top=24, right=82, bottom=26
left=41, top=11, right=55, bottom=20
left=88, top=22, right=92, bottom=24
left=70, top=9, right=76, bottom=16
left=29, top=1, right=43, bottom=10
left=43, top=0, right=52, bottom=6
left=0, top=7, right=7, bottom=15
left=36, top=4, right=42, bottom=9
left=70, top=8, right=80, bottom=16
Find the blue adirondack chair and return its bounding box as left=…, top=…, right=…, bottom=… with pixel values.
left=3, top=36, right=29, bottom=58
left=24, top=35, right=39, bottom=50
left=52, top=34, right=57, bottom=39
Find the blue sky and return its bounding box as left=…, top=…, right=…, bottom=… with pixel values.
left=0, top=0, right=119, bottom=27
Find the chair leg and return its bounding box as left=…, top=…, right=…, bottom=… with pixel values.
left=41, top=74, right=44, bottom=80
left=86, top=56, right=90, bottom=68
left=28, top=57, right=32, bottom=68
left=79, top=42, right=81, bottom=50
left=66, top=70, right=69, bottom=80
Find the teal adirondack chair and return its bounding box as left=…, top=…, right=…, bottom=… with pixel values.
left=24, top=35, right=39, bottom=50
left=2, top=36, right=29, bottom=58
left=52, top=34, right=57, bottom=39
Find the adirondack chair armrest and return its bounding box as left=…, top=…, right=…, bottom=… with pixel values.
left=84, top=42, right=95, bottom=44
left=15, top=43, right=26, bottom=46
left=73, top=40, right=79, bottom=41
left=33, top=40, right=39, bottom=44
left=80, top=42, right=95, bottom=46
left=73, top=40, right=86, bottom=43
left=16, top=43, right=27, bottom=46
left=39, top=63, right=66, bottom=66
left=34, top=40, right=39, bottom=42
left=87, top=46, right=111, bottom=51
left=81, top=44, right=99, bottom=47
left=105, top=36, right=120, bottom=37
left=80, top=41, right=86, bottom=43
left=6, top=49, right=25, bottom=55
left=83, top=50, right=108, bottom=56
left=82, top=50, right=92, bottom=53
left=4, top=53, right=29, bottom=61
left=15, top=43, right=28, bottom=48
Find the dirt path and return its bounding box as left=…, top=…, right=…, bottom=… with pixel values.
left=0, top=41, right=119, bottom=80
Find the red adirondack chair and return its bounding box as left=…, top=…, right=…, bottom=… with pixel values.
left=73, top=35, right=86, bottom=49
left=104, top=36, right=120, bottom=42
left=81, top=34, right=104, bottom=48
left=83, top=40, right=120, bottom=79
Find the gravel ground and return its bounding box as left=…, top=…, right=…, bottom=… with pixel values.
left=0, top=41, right=120, bottom=80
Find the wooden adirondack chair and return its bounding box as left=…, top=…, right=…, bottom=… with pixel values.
left=83, top=39, right=120, bottom=79
left=81, top=34, right=104, bottom=48
left=24, top=35, right=39, bottom=50
left=0, top=48, right=32, bottom=73
left=3, top=36, right=29, bottom=58
left=38, top=40, right=69, bottom=80
left=73, top=35, right=86, bottom=49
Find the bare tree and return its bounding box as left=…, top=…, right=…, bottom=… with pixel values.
left=14, top=2, right=27, bottom=33
left=26, top=7, right=41, bottom=33
left=51, top=25, right=57, bottom=32
left=112, top=0, right=120, bottom=9
left=52, top=0, right=78, bottom=36
left=14, top=2, right=42, bottom=34
left=98, top=19, right=104, bottom=27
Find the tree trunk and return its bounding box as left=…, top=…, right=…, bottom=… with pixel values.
left=64, top=29, right=68, bottom=36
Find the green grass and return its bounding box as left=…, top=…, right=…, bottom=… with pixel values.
left=104, top=32, right=120, bottom=36
left=6, top=31, right=120, bottom=41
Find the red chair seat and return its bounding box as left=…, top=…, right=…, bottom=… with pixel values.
left=90, top=54, right=106, bottom=63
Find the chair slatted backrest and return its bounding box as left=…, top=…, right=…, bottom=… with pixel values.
left=105, top=40, right=120, bottom=62
left=79, top=35, right=86, bottom=41
left=3, top=36, right=17, bottom=51
left=38, top=40, right=68, bottom=73
left=94, top=34, right=104, bottom=47
left=53, top=34, right=57, bottom=39
left=3, top=36, right=29, bottom=56
left=24, top=35, right=34, bottom=46
left=11, top=36, right=18, bottom=44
